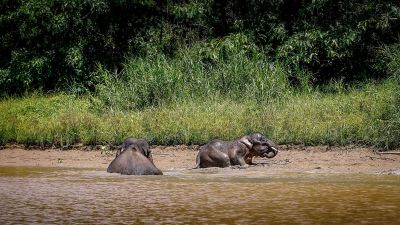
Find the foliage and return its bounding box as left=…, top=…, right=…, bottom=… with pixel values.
left=93, top=34, right=304, bottom=110
left=0, top=0, right=163, bottom=95
left=1, top=0, right=400, bottom=148
left=1, top=1, right=400, bottom=95
left=1, top=79, right=399, bottom=148
left=209, top=0, right=400, bottom=82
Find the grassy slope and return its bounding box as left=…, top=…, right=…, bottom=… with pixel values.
left=1, top=79, right=398, bottom=148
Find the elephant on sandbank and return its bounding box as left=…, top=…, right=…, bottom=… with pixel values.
left=195, top=133, right=278, bottom=168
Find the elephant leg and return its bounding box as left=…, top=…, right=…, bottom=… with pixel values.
left=231, top=155, right=248, bottom=167
left=244, top=156, right=254, bottom=165
left=229, top=148, right=248, bottom=167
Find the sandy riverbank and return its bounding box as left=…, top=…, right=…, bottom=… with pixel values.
left=0, top=145, right=399, bottom=175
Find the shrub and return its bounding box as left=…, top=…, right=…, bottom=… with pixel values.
left=93, top=34, right=304, bottom=111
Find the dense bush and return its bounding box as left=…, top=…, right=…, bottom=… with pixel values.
left=0, top=0, right=167, bottom=95
left=210, top=0, right=400, bottom=82
left=93, top=34, right=310, bottom=110
left=1, top=0, right=400, bottom=96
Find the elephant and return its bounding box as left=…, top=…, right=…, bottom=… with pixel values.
left=107, top=142, right=163, bottom=175
left=194, top=133, right=278, bottom=168
left=115, top=138, right=152, bottom=163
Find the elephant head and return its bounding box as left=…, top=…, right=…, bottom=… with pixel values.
left=116, top=138, right=152, bottom=162
left=240, top=133, right=278, bottom=158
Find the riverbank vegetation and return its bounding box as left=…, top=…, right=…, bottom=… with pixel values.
left=1, top=1, right=400, bottom=148
left=1, top=77, right=399, bottom=148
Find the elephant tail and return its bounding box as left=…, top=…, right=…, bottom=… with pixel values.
left=193, top=147, right=201, bottom=169
left=106, top=164, right=113, bottom=173
left=193, top=158, right=200, bottom=169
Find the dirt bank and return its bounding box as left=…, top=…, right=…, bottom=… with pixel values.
left=0, top=145, right=399, bottom=175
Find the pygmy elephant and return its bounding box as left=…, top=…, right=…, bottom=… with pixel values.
left=107, top=143, right=163, bottom=175
left=195, top=133, right=278, bottom=168
left=115, top=138, right=152, bottom=163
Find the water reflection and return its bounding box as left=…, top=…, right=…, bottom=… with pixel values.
left=0, top=166, right=399, bottom=224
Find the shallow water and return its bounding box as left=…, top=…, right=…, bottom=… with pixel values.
left=0, top=166, right=399, bottom=225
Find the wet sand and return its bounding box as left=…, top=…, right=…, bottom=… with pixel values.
left=0, top=145, right=399, bottom=175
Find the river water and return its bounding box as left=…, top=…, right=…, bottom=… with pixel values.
left=0, top=166, right=399, bottom=225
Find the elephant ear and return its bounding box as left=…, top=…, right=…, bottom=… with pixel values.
left=239, top=136, right=253, bottom=149
left=138, top=143, right=150, bottom=158
left=249, top=133, right=266, bottom=143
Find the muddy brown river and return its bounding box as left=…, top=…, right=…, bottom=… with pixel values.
left=0, top=166, right=399, bottom=225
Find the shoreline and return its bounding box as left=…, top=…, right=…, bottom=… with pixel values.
left=0, top=145, right=399, bottom=175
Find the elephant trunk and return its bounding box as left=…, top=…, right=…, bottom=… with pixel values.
left=263, top=146, right=278, bottom=158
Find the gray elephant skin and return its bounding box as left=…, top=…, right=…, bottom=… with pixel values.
left=195, top=133, right=278, bottom=168
left=115, top=137, right=152, bottom=163
left=107, top=138, right=162, bottom=175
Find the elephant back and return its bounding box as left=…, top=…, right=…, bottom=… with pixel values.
left=107, top=146, right=162, bottom=175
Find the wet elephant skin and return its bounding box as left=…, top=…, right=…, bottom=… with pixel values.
left=107, top=143, right=163, bottom=175
left=195, top=133, right=278, bottom=168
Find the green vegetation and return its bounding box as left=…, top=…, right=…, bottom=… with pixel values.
left=1, top=1, right=399, bottom=95
left=93, top=34, right=301, bottom=110
left=0, top=1, right=400, bottom=148
left=1, top=77, right=399, bottom=148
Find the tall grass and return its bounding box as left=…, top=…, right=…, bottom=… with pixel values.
left=94, top=34, right=307, bottom=111
left=0, top=79, right=399, bottom=148
left=0, top=94, right=146, bottom=146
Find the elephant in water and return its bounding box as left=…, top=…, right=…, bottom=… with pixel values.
left=107, top=141, right=162, bottom=175
left=115, top=138, right=152, bottom=163
left=195, top=133, right=278, bottom=168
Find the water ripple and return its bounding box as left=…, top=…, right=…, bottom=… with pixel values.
left=0, top=167, right=399, bottom=224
